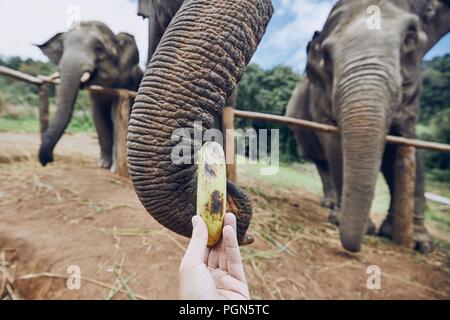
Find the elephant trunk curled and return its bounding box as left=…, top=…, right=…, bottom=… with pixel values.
left=127, top=0, right=273, bottom=243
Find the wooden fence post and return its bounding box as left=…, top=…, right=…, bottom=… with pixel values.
left=38, top=84, right=49, bottom=138
left=392, top=146, right=416, bottom=248
left=222, top=106, right=236, bottom=183
left=113, top=90, right=131, bottom=177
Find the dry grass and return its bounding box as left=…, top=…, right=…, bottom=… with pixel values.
left=1, top=140, right=449, bottom=299
left=0, top=250, right=21, bottom=300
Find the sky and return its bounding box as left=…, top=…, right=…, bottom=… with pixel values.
left=0, top=0, right=449, bottom=72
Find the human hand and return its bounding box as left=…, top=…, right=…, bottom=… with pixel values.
left=178, top=212, right=250, bottom=300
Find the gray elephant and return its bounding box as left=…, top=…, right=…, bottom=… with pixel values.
left=128, top=0, right=273, bottom=244
left=37, top=21, right=143, bottom=170
left=138, top=0, right=184, bottom=65
left=286, top=0, right=450, bottom=252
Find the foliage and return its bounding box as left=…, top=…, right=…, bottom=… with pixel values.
left=0, top=54, right=449, bottom=179
left=420, top=54, right=450, bottom=123
left=418, top=54, right=450, bottom=182
left=237, top=64, right=302, bottom=162
left=421, top=108, right=450, bottom=182
left=0, top=55, right=94, bottom=132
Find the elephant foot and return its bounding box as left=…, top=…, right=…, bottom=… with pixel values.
left=366, top=220, right=377, bottom=236
left=329, top=208, right=340, bottom=226
left=378, top=218, right=393, bottom=239
left=320, top=197, right=335, bottom=209
left=379, top=218, right=433, bottom=254
left=329, top=209, right=377, bottom=235
left=413, top=225, right=433, bottom=254
left=97, top=156, right=112, bottom=169
left=110, top=162, right=118, bottom=174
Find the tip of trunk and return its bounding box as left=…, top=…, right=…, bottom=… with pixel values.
left=340, top=236, right=362, bottom=253
left=339, top=215, right=367, bottom=252
left=38, top=141, right=54, bottom=166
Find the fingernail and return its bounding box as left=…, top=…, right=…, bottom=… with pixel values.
left=192, top=216, right=198, bottom=227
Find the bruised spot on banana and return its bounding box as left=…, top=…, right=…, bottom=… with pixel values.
left=196, top=142, right=227, bottom=247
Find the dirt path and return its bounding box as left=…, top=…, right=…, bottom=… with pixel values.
left=0, top=132, right=449, bottom=299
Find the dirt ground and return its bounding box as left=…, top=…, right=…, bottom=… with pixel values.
left=0, top=132, right=449, bottom=300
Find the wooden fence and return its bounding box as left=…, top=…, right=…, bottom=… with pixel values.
left=0, top=66, right=134, bottom=176
left=1, top=65, right=449, bottom=248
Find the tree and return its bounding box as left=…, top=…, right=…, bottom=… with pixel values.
left=422, top=108, right=450, bottom=182
left=420, top=54, right=450, bottom=122
left=237, top=64, right=302, bottom=162
left=419, top=54, right=450, bottom=182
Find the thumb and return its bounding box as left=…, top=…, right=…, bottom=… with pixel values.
left=181, top=216, right=208, bottom=270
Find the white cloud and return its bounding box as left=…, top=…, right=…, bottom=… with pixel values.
left=267, top=0, right=334, bottom=70
left=1, top=0, right=446, bottom=73
left=0, top=0, right=148, bottom=67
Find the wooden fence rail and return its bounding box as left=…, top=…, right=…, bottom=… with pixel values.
left=0, top=66, right=135, bottom=177
left=1, top=66, right=448, bottom=154
left=233, top=110, right=450, bottom=153
left=1, top=65, right=449, bottom=249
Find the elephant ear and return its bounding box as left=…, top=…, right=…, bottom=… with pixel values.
left=421, top=0, right=441, bottom=23
left=36, top=33, right=65, bottom=65
left=117, top=32, right=140, bottom=66
left=116, top=32, right=143, bottom=88
left=305, top=31, right=327, bottom=90
left=415, top=0, right=450, bottom=50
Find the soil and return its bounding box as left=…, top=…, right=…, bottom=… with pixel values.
left=0, top=132, right=449, bottom=300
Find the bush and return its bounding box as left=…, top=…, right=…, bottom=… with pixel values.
left=420, top=54, right=450, bottom=123
left=421, top=108, right=450, bottom=182
left=237, top=64, right=302, bottom=162
left=0, top=93, right=5, bottom=114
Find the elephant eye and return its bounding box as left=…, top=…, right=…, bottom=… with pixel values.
left=323, top=48, right=332, bottom=67
left=405, top=32, right=417, bottom=46
left=404, top=25, right=418, bottom=50
left=95, top=41, right=105, bottom=56
left=322, top=46, right=333, bottom=76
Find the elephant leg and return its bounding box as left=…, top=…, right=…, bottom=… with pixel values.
left=315, top=160, right=337, bottom=209
left=379, top=143, right=396, bottom=238
left=323, top=135, right=342, bottom=225
left=379, top=143, right=432, bottom=253
left=324, top=135, right=376, bottom=235
left=91, top=93, right=114, bottom=169
left=109, top=99, right=120, bottom=174
left=412, top=152, right=433, bottom=253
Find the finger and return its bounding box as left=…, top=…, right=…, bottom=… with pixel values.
left=214, top=271, right=250, bottom=300
left=224, top=212, right=237, bottom=234
left=203, top=247, right=211, bottom=265
left=207, top=240, right=221, bottom=269
left=218, top=213, right=236, bottom=271
left=181, top=216, right=208, bottom=270
left=218, top=246, right=227, bottom=271
left=223, top=225, right=247, bottom=283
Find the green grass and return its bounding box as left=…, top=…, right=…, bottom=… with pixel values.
left=0, top=117, right=39, bottom=133
left=239, top=155, right=390, bottom=215
left=240, top=155, right=449, bottom=246
left=239, top=157, right=322, bottom=195
left=0, top=109, right=94, bottom=134
left=0, top=116, right=94, bottom=133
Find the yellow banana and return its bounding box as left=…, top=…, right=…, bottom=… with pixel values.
left=196, top=142, right=227, bottom=247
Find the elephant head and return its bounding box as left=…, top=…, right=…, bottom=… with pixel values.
left=36, top=21, right=143, bottom=166
left=127, top=0, right=273, bottom=244
left=306, top=0, right=450, bottom=252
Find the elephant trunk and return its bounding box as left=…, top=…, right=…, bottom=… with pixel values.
left=127, top=0, right=273, bottom=243
left=337, top=69, right=392, bottom=252
left=39, top=54, right=94, bottom=166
